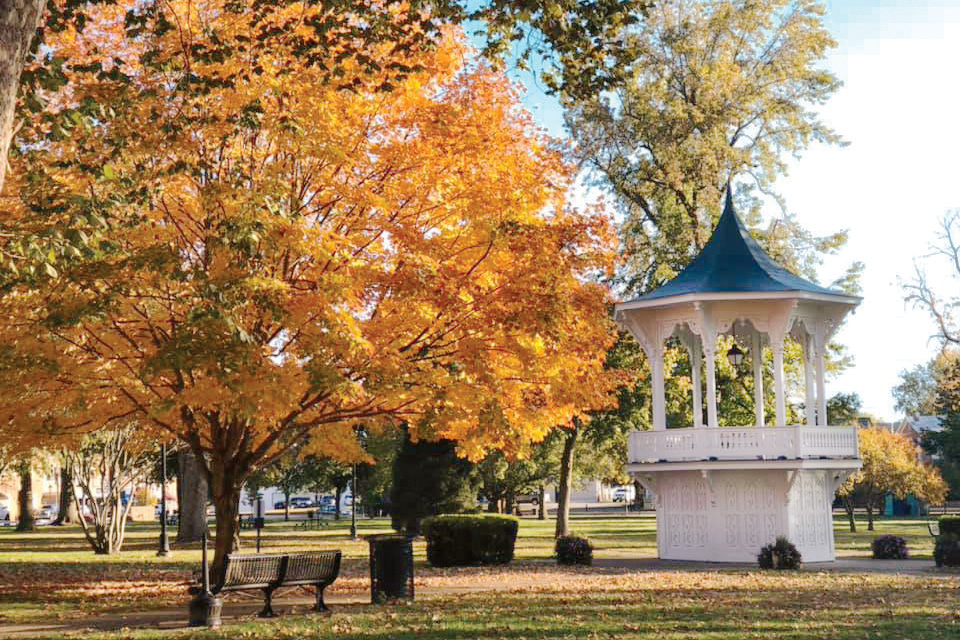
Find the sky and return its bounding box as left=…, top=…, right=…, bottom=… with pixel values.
left=507, top=1, right=960, bottom=421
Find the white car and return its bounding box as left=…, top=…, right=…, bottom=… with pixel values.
left=0, top=504, right=9, bottom=523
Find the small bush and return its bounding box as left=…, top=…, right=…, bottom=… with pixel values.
left=757, top=536, right=802, bottom=570
left=421, top=514, right=518, bottom=567
left=934, top=532, right=960, bottom=567
left=555, top=535, right=593, bottom=566
left=939, top=517, right=960, bottom=537
left=872, top=534, right=909, bottom=559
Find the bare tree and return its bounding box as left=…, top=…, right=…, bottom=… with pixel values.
left=903, top=211, right=960, bottom=346
left=67, top=427, right=152, bottom=554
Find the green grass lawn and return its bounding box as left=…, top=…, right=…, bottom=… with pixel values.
left=0, top=514, right=955, bottom=639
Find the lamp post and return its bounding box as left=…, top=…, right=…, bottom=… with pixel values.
left=157, top=442, right=171, bottom=557
left=350, top=462, right=358, bottom=540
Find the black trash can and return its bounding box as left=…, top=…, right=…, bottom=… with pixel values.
left=367, top=534, right=414, bottom=602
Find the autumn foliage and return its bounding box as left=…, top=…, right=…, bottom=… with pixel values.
left=837, top=428, right=947, bottom=532
left=0, top=1, right=621, bottom=573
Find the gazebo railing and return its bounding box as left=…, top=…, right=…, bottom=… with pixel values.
left=627, top=425, right=858, bottom=463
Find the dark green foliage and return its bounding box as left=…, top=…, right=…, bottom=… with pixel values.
left=934, top=533, right=960, bottom=567
left=928, top=362, right=960, bottom=499
left=872, top=535, right=909, bottom=560
left=421, top=514, right=518, bottom=567
left=757, top=537, right=802, bottom=570
left=939, top=517, right=960, bottom=536
left=827, top=392, right=862, bottom=425
left=555, top=535, right=593, bottom=565
left=389, top=428, right=477, bottom=534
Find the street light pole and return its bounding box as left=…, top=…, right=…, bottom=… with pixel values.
left=350, top=462, right=358, bottom=540
left=157, top=441, right=171, bottom=557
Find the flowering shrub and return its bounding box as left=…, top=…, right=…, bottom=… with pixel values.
left=872, top=535, right=909, bottom=559
left=757, top=537, right=802, bottom=570
left=555, top=535, right=593, bottom=565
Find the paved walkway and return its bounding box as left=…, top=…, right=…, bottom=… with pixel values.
left=0, top=556, right=950, bottom=638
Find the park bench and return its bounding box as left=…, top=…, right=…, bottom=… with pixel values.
left=191, top=550, right=341, bottom=617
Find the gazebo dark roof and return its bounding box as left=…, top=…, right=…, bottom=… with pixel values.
left=632, top=190, right=848, bottom=302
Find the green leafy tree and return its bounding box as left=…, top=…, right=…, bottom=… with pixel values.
left=566, top=0, right=849, bottom=293
left=827, top=392, right=862, bottom=426
left=247, top=448, right=312, bottom=521
left=923, top=359, right=960, bottom=499
left=355, top=429, right=403, bottom=518
left=893, top=353, right=958, bottom=418
left=477, top=445, right=559, bottom=516
left=390, top=427, right=477, bottom=534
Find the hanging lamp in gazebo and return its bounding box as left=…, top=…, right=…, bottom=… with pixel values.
left=616, top=190, right=861, bottom=563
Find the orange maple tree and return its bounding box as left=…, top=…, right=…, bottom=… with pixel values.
left=0, top=1, right=621, bottom=574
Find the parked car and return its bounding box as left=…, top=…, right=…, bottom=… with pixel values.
left=0, top=504, right=9, bottom=523
left=290, top=497, right=312, bottom=508
left=36, top=505, right=58, bottom=523
left=612, top=486, right=635, bottom=502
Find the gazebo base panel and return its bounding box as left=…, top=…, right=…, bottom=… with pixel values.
left=633, top=467, right=857, bottom=564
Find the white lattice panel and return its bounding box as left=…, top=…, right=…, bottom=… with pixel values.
left=653, top=469, right=836, bottom=563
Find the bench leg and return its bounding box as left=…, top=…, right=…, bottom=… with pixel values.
left=314, top=586, right=328, bottom=612
left=258, top=588, right=277, bottom=618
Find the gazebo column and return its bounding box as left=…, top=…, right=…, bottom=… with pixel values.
left=803, top=334, right=816, bottom=427
left=704, top=339, right=719, bottom=428
left=695, top=303, right=719, bottom=428
left=815, top=341, right=827, bottom=425
left=751, top=331, right=764, bottom=427
left=650, top=342, right=667, bottom=431
left=772, top=338, right=786, bottom=427
left=691, top=342, right=704, bottom=428
left=679, top=328, right=704, bottom=428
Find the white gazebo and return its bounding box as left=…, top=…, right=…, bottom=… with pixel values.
left=616, top=191, right=862, bottom=563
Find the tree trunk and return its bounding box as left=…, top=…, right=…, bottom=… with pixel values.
left=554, top=427, right=579, bottom=538
left=0, top=0, right=45, bottom=193
left=16, top=458, right=33, bottom=531
left=486, top=499, right=499, bottom=513
left=334, top=485, right=342, bottom=521
left=633, top=479, right=644, bottom=510
left=843, top=497, right=856, bottom=533
left=866, top=503, right=874, bottom=531
left=53, top=464, right=78, bottom=525
left=177, top=449, right=208, bottom=543
left=211, top=488, right=241, bottom=586
left=537, top=485, right=547, bottom=520
left=283, top=489, right=290, bottom=521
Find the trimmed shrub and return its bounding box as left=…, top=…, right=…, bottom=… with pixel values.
left=939, top=517, right=960, bottom=537
left=421, top=514, right=518, bottom=567
left=757, top=536, right=802, bottom=570
left=934, top=532, right=960, bottom=567
left=555, top=535, right=593, bottom=565
left=872, top=534, right=909, bottom=559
